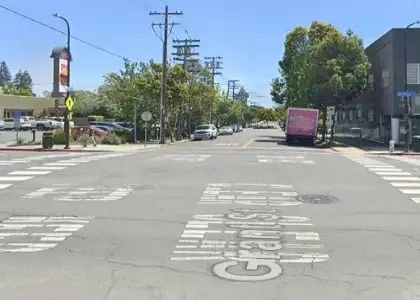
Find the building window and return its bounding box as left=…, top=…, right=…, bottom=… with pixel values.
left=357, top=108, right=363, bottom=118
left=407, top=63, right=420, bottom=84
left=341, top=111, right=346, bottom=121
left=368, top=74, right=374, bottom=90
left=348, top=110, right=353, bottom=121
left=381, top=68, right=390, bottom=87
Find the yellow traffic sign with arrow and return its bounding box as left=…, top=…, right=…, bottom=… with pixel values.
left=65, top=95, right=74, bottom=111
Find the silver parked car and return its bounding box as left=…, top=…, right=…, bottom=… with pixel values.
left=193, top=124, right=218, bottom=140
left=218, top=126, right=234, bottom=135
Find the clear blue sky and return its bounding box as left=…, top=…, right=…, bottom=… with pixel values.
left=0, top=0, right=419, bottom=107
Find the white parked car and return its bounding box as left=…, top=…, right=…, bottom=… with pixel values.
left=193, top=124, right=218, bottom=140
left=3, top=118, right=31, bottom=130
left=218, top=126, right=234, bottom=135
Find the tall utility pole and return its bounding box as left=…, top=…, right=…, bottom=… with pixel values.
left=150, top=6, right=183, bottom=144
left=228, top=79, right=240, bottom=100
left=172, top=38, right=200, bottom=140
left=172, top=38, right=200, bottom=68
left=204, top=56, right=223, bottom=123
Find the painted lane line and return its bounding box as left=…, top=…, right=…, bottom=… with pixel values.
left=8, top=171, right=52, bottom=176
left=176, top=245, right=198, bottom=249
left=391, top=182, right=420, bottom=187
left=43, top=162, right=79, bottom=166
left=28, top=166, right=67, bottom=170
left=0, top=184, right=12, bottom=189
left=0, top=176, right=33, bottom=181
left=382, top=177, right=420, bottom=181
left=411, top=198, right=420, bottom=203
left=400, top=189, right=420, bottom=194
left=369, top=168, right=402, bottom=172
left=363, top=164, right=391, bottom=168
left=374, top=172, right=412, bottom=176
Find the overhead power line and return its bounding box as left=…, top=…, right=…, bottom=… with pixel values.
left=0, top=4, right=127, bottom=61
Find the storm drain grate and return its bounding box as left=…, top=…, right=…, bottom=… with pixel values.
left=298, top=194, right=339, bottom=204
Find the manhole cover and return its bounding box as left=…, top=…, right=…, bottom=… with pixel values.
left=298, top=194, right=339, bottom=204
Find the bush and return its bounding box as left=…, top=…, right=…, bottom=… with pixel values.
left=76, top=134, right=91, bottom=145
left=88, top=115, right=104, bottom=122
left=102, top=133, right=122, bottom=145
left=111, top=128, right=132, bottom=143
left=53, top=131, right=66, bottom=144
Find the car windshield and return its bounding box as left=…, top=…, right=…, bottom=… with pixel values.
left=197, top=125, right=211, bottom=130
left=221, top=126, right=231, bottom=129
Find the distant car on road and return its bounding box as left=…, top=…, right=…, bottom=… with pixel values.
left=238, top=125, right=243, bottom=132
left=218, top=126, right=234, bottom=135
left=193, top=124, right=218, bottom=140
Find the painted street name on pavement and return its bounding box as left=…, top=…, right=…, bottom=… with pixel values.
left=199, top=183, right=302, bottom=206
left=22, top=185, right=133, bottom=201
left=257, top=155, right=314, bottom=164
left=151, top=154, right=211, bottom=162
left=170, top=208, right=328, bottom=282
left=0, top=216, right=94, bottom=252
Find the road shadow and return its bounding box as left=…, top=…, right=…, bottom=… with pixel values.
left=255, top=135, right=329, bottom=148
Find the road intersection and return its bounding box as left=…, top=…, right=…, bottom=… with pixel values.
left=1, top=128, right=420, bottom=299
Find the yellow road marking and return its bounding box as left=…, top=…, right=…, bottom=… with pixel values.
left=241, top=139, right=254, bottom=149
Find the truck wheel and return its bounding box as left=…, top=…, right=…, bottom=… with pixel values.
left=36, top=124, right=45, bottom=131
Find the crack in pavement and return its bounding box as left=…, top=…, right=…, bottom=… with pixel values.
left=106, top=258, right=212, bottom=278
left=102, top=269, right=119, bottom=300
left=344, top=272, right=419, bottom=283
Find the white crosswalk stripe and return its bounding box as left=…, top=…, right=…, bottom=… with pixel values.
left=152, top=154, right=211, bottom=162
left=0, top=152, right=134, bottom=192
left=258, top=156, right=314, bottom=164
left=344, top=155, right=420, bottom=203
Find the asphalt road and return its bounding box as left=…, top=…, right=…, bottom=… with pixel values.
left=1, top=128, right=420, bottom=299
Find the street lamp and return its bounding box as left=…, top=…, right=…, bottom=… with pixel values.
left=53, top=13, right=72, bottom=149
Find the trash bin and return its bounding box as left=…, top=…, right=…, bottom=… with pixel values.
left=42, top=132, right=54, bottom=149
left=413, top=135, right=420, bottom=152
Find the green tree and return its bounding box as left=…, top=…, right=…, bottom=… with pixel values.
left=0, top=61, right=12, bottom=87
left=13, top=70, right=33, bottom=90
left=72, top=90, right=103, bottom=116
left=3, top=83, right=35, bottom=96
left=234, top=87, right=249, bottom=105
left=272, top=21, right=370, bottom=140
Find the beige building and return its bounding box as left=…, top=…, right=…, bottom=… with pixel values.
left=0, top=92, right=55, bottom=119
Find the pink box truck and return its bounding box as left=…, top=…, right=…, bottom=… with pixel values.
left=285, top=107, right=319, bottom=146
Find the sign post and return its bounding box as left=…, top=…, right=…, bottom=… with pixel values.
left=141, top=111, right=152, bottom=148
left=13, top=110, right=21, bottom=143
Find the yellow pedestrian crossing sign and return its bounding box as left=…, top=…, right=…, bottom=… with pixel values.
left=67, top=113, right=73, bottom=121
left=65, top=95, right=74, bottom=111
